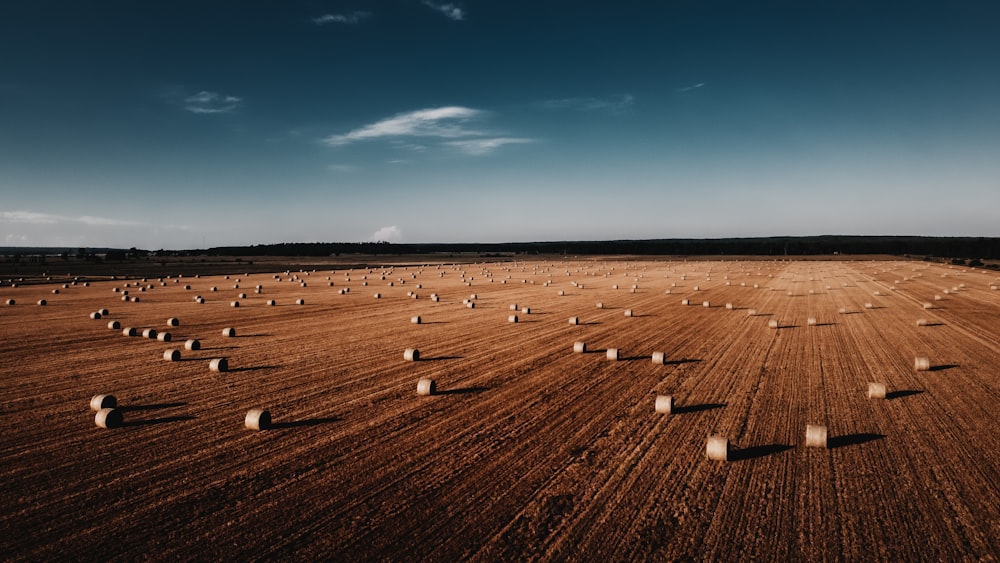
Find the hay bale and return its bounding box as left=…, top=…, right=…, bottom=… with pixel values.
left=569, top=316, right=579, bottom=325
left=411, top=316, right=422, bottom=324
left=681, top=299, right=689, bottom=306
left=122, top=327, right=137, bottom=336
left=222, top=327, right=236, bottom=337
left=916, top=318, right=928, bottom=326
left=702, top=301, right=710, bottom=308
left=706, top=435, right=730, bottom=461
left=90, top=394, right=117, bottom=411
left=95, top=408, right=123, bottom=429
left=510, top=304, right=518, bottom=310
left=654, top=394, right=673, bottom=414
left=624, top=309, right=633, bottom=317
left=417, top=378, right=436, bottom=396
left=807, top=317, right=817, bottom=326
left=606, top=348, right=619, bottom=361
left=37, top=299, right=47, bottom=306
left=864, top=302, right=874, bottom=309
left=238, top=293, right=247, bottom=299
left=100, top=308, right=109, bottom=315
left=914, top=357, right=930, bottom=371
left=404, top=348, right=420, bottom=361
left=573, top=341, right=586, bottom=353
left=184, top=339, right=200, bottom=350
left=725, top=303, right=733, bottom=310
left=374, top=293, right=381, bottom=299
left=768, top=319, right=779, bottom=329
left=245, top=408, right=271, bottom=430
left=521, top=307, right=530, bottom=314
left=90, top=312, right=102, bottom=320
left=5, top=299, right=13, bottom=305
left=508, top=315, right=518, bottom=323
left=231, top=301, right=240, bottom=308
left=157, top=332, right=172, bottom=342
left=923, top=302, right=933, bottom=309
left=466, top=301, right=475, bottom=309
left=296, top=299, right=305, bottom=305
left=868, top=382, right=886, bottom=399
left=805, top=424, right=827, bottom=448
left=652, top=352, right=666, bottom=365
left=267, top=299, right=276, bottom=306
left=209, top=358, right=228, bottom=372
left=142, top=328, right=157, bottom=339
left=747, top=309, right=757, bottom=316
left=163, top=349, right=180, bottom=361
left=107, top=320, right=121, bottom=330
left=596, top=302, right=603, bottom=308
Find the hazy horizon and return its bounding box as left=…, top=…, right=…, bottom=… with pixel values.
left=3, top=1, right=999, bottom=248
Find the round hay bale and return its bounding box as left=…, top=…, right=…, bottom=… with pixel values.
left=416, top=378, right=436, bottom=396
left=864, top=302, right=874, bottom=309
left=654, top=394, right=673, bottom=414
left=922, top=302, right=933, bottom=309
left=466, top=301, right=475, bottom=309
left=374, top=293, right=381, bottom=299
left=747, top=309, right=757, bottom=316
left=90, top=394, right=117, bottom=411
left=914, top=356, right=931, bottom=371
left=107, top=320, right=121, bottom=330
left=95, top=408, right=123, bottom=429
left=267, top=299, right=276, bottom=306
left=510, top=304, right=518, bottom=310
left=807, top=317, right=817, bottom=326
left=573, top=341, right=586, bottom=353
left=681, top=299, right=689, bottom=306
left=702, top=301, right=710, bottom=308
left=839, top=307, right=849, bottom=314
left=231, top=301, right=240, bottom=308
left=122, top=327, right=137, bottom=336
left=706, top=435, right=730, bottom=461
left=916, top=318, right=928, bottom=326
left=100, top=308, right=109, bottom=316
left=568, top=316, right=579, bottom=325
left=196, top=297, right=205, bottom=304
left=432, top=295, right=440, bottom=302
left=157, top=332, right=172, bottom=342
left=52, top=289, right=59, bottom=294
left=768, top=319, right=779, bottom=329
left=508, top=315, right=519, bottom=323
left=210, top=286, right=217, bottom=292
left=624, top=309, right=633, bottom=317
left=868, top=382, right=887, bottom=399
left=557, top=290, right=565, bottom=296
left=209, top=358, right=228, bottom=372
left=90, top=311, right=102, bottom=320
left=37, top=299, right=47, bottom=306
left=652, top=351, right=666, bottom=365
left=238, top=293, right=247, bottom=299
left=245, top=408, right=271, bottom=430
left=805, top=424, right=827, bottom=448
left=725, top=303, right=733, bottom=310
left=5, top=299, right=14, bottom=305
left=521, top=307, right=530, bottom=314
left=296, top=299, right=305, bottom=305
left=184, top=339, right=201, bottom=350
left=222, top=327, right=236, bottom=337
left=163, top=349, right=180, bottom=361
left=596, top=302, right=603, bottom=309
left=404, top=348, right=420, bottom=361
left=606, top=348, right=620, bottom=361
left=142, top=328, right=157, bottom=339
left=131, top=296, right=140, bottom=302
left=167, top=318, right=179, bottom=327
left=411, top=316, right=422, bottom=324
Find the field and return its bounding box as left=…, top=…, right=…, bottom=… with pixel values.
left=2, top=258, right=1000, bottom=560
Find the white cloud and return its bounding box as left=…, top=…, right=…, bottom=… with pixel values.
left=184, top=91, right=243, bottom=114
left=676, top=82, right=706, bottom=93
left=373, top=225, right=403, bottom=243
left=313, top=11, right=371, bottom=25
left=537, top=94, right=634, bottom=113
left=423, top=1, right=464, bottom=20
left=0, top=210, right=142, bottom=228
left=445, top=137, right=536, bottom=155
left=322, top=106, right=486, bottom=147
left=327, top=164, right=359, bottom=172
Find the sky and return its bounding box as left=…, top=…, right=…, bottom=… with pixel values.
left=2, top=1, right=999, bottom=249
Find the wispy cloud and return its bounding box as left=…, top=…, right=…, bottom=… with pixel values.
left=537, top=94, right=634, bottom=113
left=373, top=225, right=403, bottom=243
left=184, top=91, right=243, bottom=114
left=676, top=82, right=706, bottom=93
left=445, top=137, right=536, bottom=156
left=1, top=210, right=143, bottom=228
left=423, top=1, right=464, bottom=20
left=322, top=106, right=486, bottom=147
left=313, top=11, right=371, bottom=25
left=327, top=164, right=359, bottom=172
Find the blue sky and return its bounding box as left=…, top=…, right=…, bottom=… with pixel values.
left=2, top=1, right=999, bottom=248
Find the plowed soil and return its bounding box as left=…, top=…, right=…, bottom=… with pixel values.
left=2, top=259, right=999, bottom=560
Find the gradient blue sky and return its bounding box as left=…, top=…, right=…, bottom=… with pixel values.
left=2, top=1, right=999, bottom=249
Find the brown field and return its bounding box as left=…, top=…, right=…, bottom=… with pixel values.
left=2, top=258, right=1000, bottom=560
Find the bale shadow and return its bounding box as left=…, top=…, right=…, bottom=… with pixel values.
left=730, top=444, right=793, bottom=461
left=421, top=355, right=463, bottom=362
left=922, top=322, right=945, bottom=327
left=420, top=321, right=448, bottom=325
left=229, top=365, right=281, bottom=372
left=776, top=325, right=799, bottom=330
left=930, top=364, right=959, bottom=372
left=584, top=349, right=608, bottom=355
left=199, top=346, right=238, bottom=351
left=585, top=321, right=602, bottom=325
left=666, top=358, right=702, bottom=365
left=436, top=386, right=490, bottom=396
left=270, top=417, right=340, bottom=429
left=119, top=402, right=186, bottom=412
left=886, top=389, right=924, bottom=400
left=123, top=415, right=196, bottom=427
left=828, top=433, right=885, bottom=449
left=236, top=334, right=272, bottom=338
left=814, top=322, right=837, bottom=327
left=672, top=402, right=726, bottom=414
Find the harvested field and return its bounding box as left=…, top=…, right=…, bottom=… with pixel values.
left=2, top=259, right=1000, bottom=559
